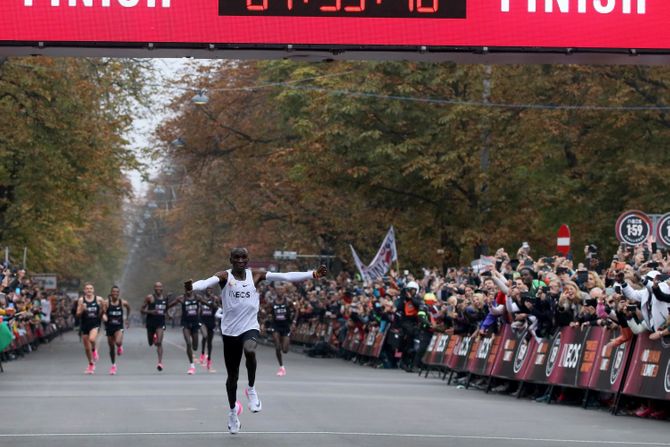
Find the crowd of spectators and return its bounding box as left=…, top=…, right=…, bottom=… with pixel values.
left=0, top=266, right=75, bottom=363
left=257, top=238, right=670, bottom=418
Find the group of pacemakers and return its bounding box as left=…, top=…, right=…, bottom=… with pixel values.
left=74, top=247, right=328, bottom=434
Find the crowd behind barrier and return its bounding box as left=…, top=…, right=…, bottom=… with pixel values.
left=258, top=241, right=670, bottom=419
left=0, top=266, right=75, bottom=368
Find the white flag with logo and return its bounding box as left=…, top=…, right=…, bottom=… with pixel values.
left=350, top=226, right=398, bottom=282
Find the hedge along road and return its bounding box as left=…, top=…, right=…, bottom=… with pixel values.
left=0, top=328, right=668, bottom=447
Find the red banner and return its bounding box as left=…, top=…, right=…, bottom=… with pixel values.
left=622, top=334, right=670, bottom=401
left=1, top=1, right=669, bottom=49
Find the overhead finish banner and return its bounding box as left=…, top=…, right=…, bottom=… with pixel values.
left=1, top=1, right=669, bottom=49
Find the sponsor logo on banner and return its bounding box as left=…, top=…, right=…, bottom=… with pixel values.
left=456, top=336, right=472, bottom=356
left=366, top=330, right=376, bottom=346
left=534, top=341, right=547, bottom=365
left=477, top=337, right=493, bottom=360
left=513, top=333, right=529, bottom=374
left=610, top=344, right=626, bottom=385
left=560, top=343, right=582, bottom=369
left=438, top=335, right=449, bottom=352
left=546, top=332, right=562, bottom=377
left=427, top=336, right=436, bottom=352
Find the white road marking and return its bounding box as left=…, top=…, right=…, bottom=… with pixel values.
left=0, top=431, right=668, bottom=445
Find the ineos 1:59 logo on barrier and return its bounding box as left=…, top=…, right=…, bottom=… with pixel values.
left=545, top=332, right=562, bottom=376
left=513, top=332, right=529, bottom=374
left=610, top=343, right=626, bottom=385
left=615, top=210, right=652, bottom=246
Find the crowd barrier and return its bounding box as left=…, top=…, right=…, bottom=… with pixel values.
left=1, top=321, right=72, bottom=372
left=421, top=324, right=670, bottom=408
left=288, top=319, right=670, bottom=407
left=291, top=320, right=388, bottom=359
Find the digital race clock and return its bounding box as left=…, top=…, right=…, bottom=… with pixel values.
left=219, top=0, right=466, bottom=18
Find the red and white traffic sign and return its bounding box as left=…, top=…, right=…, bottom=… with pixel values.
left=556, top=224, right=570, bottom=256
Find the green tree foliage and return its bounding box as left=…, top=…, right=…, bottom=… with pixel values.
left=0, top=57, right=147, bottom=289
left=157, top=61, right=670, bottom=273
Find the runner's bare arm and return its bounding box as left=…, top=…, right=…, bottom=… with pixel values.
left=101, top=300, right=108, bottom=322
left=140, top=295, right=154, bottom=315
left=191, top=271, right=228, bottom=291
left=254, top=265, right=328, bottom=286
left=123, top=300, right=131, bottom=326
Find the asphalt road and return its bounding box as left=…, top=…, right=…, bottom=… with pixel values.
left=1, top=327, right=668, bottom=447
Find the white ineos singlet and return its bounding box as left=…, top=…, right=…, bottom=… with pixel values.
left=220, top=269, right=260, bottom=336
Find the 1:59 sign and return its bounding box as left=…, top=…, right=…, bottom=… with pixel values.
left=615, top=210, right=653, bottom=246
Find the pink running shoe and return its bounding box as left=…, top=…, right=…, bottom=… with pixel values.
left=187, top=366, right=196, bottom=375
left=276, top=366, right=286, bottom=376
left=93, top=350, right=99, bottom=362
left=207, top=359, right=216, bottom=372
left=157, top=363, right=164, bottom=372
left=117, top=346, right=123, bottom=356
left=109, top=365, right=117, bottom=375
left=85, top=363, right=95, bottom=375
left=199, top=353, right=206, bottom=365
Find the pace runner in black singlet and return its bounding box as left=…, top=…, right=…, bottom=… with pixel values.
left=141, top=282, right=168, bottom=371
left=199, top=287, right=220, bottom=371
left=271, top=293, right=296, bottom=377
left=102, top=286, right=131, bottom=375
left=75, top=283, right=104, bottom=375
left=168, top=284, right=204, bottom=375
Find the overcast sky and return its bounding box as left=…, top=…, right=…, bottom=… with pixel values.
left=125, top=58, right=216, bottom=198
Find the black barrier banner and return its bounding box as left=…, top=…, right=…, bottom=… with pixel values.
left=466, top=335, right=501, bottom=376
left=423, top=333, right=451, bottom=367
left=588, top=328, right=631, bottom=393
left=446, top=335, right=474, bottom=372
left=422, top=335, right=438, bottom=366
left=357, top=327, right=388, bottom=358
left=441, top=334, right=461, bottom=369
left=518, top=336, right=552, bottom=383
left=546, top=326, right=601, bottom=388
left=341, top=325, right=358, bottom=352
left=623, top=333, right=670, bottom=401
left=490, top=325, right=533, bottom=379
left=327, top=320, right=342, bottom=351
